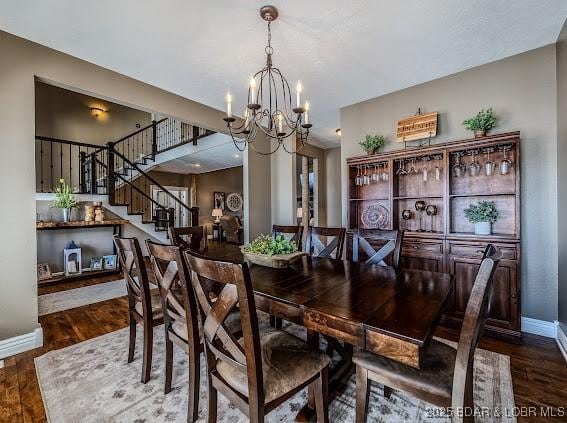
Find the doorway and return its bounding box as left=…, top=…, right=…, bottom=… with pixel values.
left=152, top=185, right=189, bottom=227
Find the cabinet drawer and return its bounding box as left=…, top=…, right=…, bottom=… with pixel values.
left=402, top=240, right=443, bottom=256
left=447, top=242, right=517, bottom=260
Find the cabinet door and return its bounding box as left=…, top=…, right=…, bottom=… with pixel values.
left=447, top=255, right=519, bottom=331
left=400, top=239, right=444, bottom=272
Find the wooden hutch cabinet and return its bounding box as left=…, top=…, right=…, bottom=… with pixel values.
left=346, top=132, right=521, bottom=342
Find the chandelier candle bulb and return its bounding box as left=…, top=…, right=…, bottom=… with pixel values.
left=277, top=113, right=283, bottom=134
left=244, top=108, right=249, bottom=126
left=249, top=77, right=256, bottom=104
left=225, top=92, right=232, bottom=117
left=304, top=101, right=310, bottom=124
left=296, top=81, right=302, bottom=107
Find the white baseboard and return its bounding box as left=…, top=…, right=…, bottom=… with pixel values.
left=0, top=325, right=43, bottom=360
left=556, top=322, right=567, bottom=364
left=521, top=317, right=557, bottom=338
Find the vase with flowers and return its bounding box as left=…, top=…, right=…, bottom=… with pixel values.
left=51, top=179, right=78, bottom=222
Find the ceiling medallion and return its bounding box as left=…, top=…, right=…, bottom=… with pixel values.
left=223, top=5, right=311, bottom=155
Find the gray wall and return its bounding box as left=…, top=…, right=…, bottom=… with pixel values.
left=36, top=81, right=151, bottom=145
left=557, top=22, right=567, bottom=330
left=0, top=30, right=270, bottom=341
left=195, top=166, right=243, bottom=235
left=341, top=45, right=559, bottom=322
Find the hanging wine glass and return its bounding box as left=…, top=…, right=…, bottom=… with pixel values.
left=434, top=155, right=442, bottom=181
left=484, top=147, right=495, bottom=176
left=372, top=163, right=380, bottom=183
left=467, top=150, right=481, bottom=177
left=422, top=157, right=429, bottom=183
left=500, top=145, right=513, bottom=175
left=396, top=159, right=405, bottom=175
left=452, top=152, right=464, bottom=177
left=382, top=162, right=389, bottom=181
left=409, top=157, right=418, bottom=175
left=355, top=166, right=362, bottom=186
left=364, top=165, right=371, bottom=185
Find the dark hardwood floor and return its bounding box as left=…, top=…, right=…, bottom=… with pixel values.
left=1, top=258, right=566, bottom=422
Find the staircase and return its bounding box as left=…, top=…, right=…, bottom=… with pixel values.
left=35, top=118, right=214, bottom=240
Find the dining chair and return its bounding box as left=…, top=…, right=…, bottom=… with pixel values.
left=145, top=240, right=202, bottom=421
left=350, top=229, right=403, bottom=268
left=183, top=249, right=331, bottom=423
left=169, top=225, right=206, bottom=252
left=113, top=235, right=163, bottom=384
left=221, top=215, right=244, bottom=244
left=352, top=245, right=502, bottom=423
left=305, top=226, right=346, bottom=259
left=272, top=224, right=303, bottom=250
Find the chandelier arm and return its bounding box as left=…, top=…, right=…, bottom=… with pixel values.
left=248, top=136, right=282, bottom=155
left=272, top=67, right=294, bottom=119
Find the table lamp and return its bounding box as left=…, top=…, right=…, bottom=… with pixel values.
left=212, top=208, right=223, bottom=223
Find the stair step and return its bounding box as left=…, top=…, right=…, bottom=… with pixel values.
left=142, top=220, right=157, bottom=224
left=128, top=212, right=144, bottom=216
left=111, top=203, right=129, bottom=207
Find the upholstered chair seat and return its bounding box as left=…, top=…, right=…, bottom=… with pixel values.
left=353, top=339, right=456, bottom=406
left=216, top=327, right=331, bottom=403
left=134, top=293, right=163, bottom=319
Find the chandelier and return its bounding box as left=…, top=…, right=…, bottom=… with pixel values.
left=223, top=5, right=311, bottom=155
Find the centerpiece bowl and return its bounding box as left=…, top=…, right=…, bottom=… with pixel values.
left=241, top=234, right=306, bottom=268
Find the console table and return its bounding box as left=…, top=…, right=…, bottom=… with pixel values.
left=36, top=219, right=128, bottom=285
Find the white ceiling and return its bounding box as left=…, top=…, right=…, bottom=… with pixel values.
left=1, top=1, right=566, bottom=147
left=155, top=139, right=242, bottom=174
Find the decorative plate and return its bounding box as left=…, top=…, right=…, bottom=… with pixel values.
left=360, top=203, right=389, bottom=229
left=226, top=192, right=243, bottom=212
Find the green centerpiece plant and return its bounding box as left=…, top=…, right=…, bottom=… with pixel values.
left=51, top=179, right=78, bottom=223
left=242, top=234, right=303, bottom=268
left=359, top=134, right=385, bottom=155
left=462, top=108, right=496, bottom=137
left=464, top=201, right=498, bottom=235
left=243, top=234, right=297, bottom=256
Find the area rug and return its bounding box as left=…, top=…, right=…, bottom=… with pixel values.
left=38, top=280, right=127, bottom=315
left=35, top=321, right=516, bottom=422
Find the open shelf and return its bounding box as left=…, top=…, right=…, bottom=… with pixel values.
left=394, top=196, right=443, bottom=200
left=350, top=198, right=389, bottom=201
left=449, top=192, right=516, bottom=198
left=38, top=268, right=120, bottom=286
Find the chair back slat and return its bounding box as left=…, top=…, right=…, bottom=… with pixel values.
left=145, top=240, right=200, bottom=346
left=306, top=227, right=346, bottom=259
left=272, top=225, right=303, bottom=250
left=114, top=235, right=152, bottom=317
left=351, top=229, right=403, bottom=267
left=169, top=226, right=206, bottom=251
left=452, top=245, right=502, bottom=411
left=184, top=251, right=259, bottom=371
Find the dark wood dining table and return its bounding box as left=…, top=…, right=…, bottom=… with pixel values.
left=205, top=245, right=454, bottom=370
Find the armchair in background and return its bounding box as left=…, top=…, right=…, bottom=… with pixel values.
left=220, top=215, right=243, bottom=244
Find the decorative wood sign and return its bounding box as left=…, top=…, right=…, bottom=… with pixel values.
left=396, top=112, right=438, bottom=142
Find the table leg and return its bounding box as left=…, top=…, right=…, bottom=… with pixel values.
left=296, top=331, right=354, bottom=421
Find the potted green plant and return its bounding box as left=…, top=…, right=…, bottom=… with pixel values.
left=464, top=201, right=498, bottom=235
left=241, top=234, right=305, bottom=268
left=462, top=108, right=496, bottom=138
left=51, top=179, right=78, bottom=222
left=359, top=134, right=385, bottom=155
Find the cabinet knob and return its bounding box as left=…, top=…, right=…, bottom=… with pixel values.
left=476, top=249, right=484, bottom=255
left=412, top=245, right=419, bottom=249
